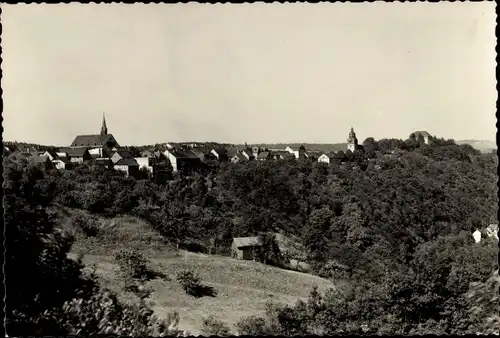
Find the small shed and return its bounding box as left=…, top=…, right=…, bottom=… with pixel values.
left=231, top=237, right=262, bottom=261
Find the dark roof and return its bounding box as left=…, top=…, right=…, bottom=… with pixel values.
left=53, top=157, right=71, bottom=164
left=30, top=155, right=50, bottom=164
left=43, top=150, right=59, bottom=158
left=70, top=134, right=114, bottom=147
left=114, top=158, right=139, bottom=166
left=62, top=148, right=89, bottom=157
left=112, top=150, right=132, bottom=158
left=257, top=151, right=270, bottom=159
left=241, top=149, right=254, bottom=157
left=212, top=147, right=228, bottom=155
left=190, top=148, right=209, bottom=159
left=168, top=149, right=200, bottom=159
left=413, top=131, right=431, bottom=137
left=231, top=152, right=247, bottom=161
left=233, top=237, right=262, bottom=248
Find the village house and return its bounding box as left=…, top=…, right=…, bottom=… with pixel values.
left=271, top=150, right=295, bottom=160
left=59, top=147, right=92, bottom=164
left=305, top=150, right=323, bottom=161
left=113, top=158, right=139, bottom=177
left=318, top=153, right=336, bottom=164
left=230, top=152, right=248, bottom=164
left=252, top=146, right=261, bottom=159
left=285, top=145, right=306, bottom=159
left=95, top=158, right=113, bottom=169
left=134, top=157, right=156, bottom=174
left=411, top=131, right=432, bottom=145
left=44, top=151, right=72, bottom=169
left=164, top=148, right=203, bottom=173
left=111, top=149, right=134, bottom=164
left=210, top=147, right=229, bottom=162
left=29, top=155, right=54, bottom=170
left=240, top=148, right=255, bottom=161
left=231, top=237, right=262, bottom=261
left=257, top=151, right=272, bottom=161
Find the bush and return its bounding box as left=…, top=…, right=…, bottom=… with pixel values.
left=72, top=213, right=101, bottom=237
left=115, top=248, right=149, bottom=280
left=201, top=315, right=231, bottom=336
left=42, top=289, right=183, bottom=336
left=176, top=269, right=202, bottom=296
left=235, top=316, right=270, bottom=335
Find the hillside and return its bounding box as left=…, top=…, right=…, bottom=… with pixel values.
left=456, top=139, right=496, bottom=153
left=56, top=207, right=336, bottom=335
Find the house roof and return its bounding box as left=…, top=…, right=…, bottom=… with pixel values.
left=114, top=158, right=139, bottom=166
left=231, top=152, right=247, bottom=161
left=30, top=155, right=50, bottom=164
left=257, top=151, right=270, bottom=159
left=413, top=131, right=431, bottom=138
left=190, top=148, right=209, bottom=159
left=306, top=151, right=323, bottom=159
left=167, top=149, right=200, bottom=159
left=70, top=134, right=113, bottom=147
left=212, top=147, right=228, bottom=155
left=233, top=237, right=262, bottom=248
left=64, top=148, right=89, bottom=157
left=43, top=150, right=59, bottom=159
left=112, top=150, right=132, bottom=158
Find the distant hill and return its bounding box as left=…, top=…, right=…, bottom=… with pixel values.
left=456, top=140, right=496, bottom=153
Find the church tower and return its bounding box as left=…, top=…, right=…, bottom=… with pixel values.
left=100, top=112, right=108, bottom=136
left=347, top=127, right=358, bottom=152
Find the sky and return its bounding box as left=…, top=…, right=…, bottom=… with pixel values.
left=2, top=3, right=497, bottom=146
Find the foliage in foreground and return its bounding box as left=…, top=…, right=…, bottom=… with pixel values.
left=200, top=315, right=231, bottom=336
left=4, top=158, right=182, bottom=336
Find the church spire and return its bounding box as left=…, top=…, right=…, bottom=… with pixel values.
left=101, top=112, right=108, bottom=136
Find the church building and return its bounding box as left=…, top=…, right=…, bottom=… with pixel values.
left=347, top=127, right=358, bottom=152
left=70, top=113, right=119, bottom=157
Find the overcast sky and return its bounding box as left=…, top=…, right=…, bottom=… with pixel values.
left=2, top=3, right=496, bottom=146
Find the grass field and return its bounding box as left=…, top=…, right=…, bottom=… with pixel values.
left=57, top=207, right=336, bottom=335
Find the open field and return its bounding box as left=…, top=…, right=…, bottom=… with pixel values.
left=58, top=207, right=336, bottom=335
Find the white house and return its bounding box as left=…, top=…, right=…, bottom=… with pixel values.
left=285, top=145, right=306, bottom=159
left=473, top=229, right=482, bottom=243
left=134, top=157, right=153, bottom=173
left=485, top=224, right=499, bottom=240
left=318, top=153, right=331, bottom=164
left=113, top=158, right=139, bottom=177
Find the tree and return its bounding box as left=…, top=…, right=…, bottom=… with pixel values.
left=4, top=159, right=95, bottom=335
left=362, top=137, right=379, bottom=159
left=256, top=232, right=286, bottom=267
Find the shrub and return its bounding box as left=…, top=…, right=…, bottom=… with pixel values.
left=176, top=269, right=202, bottom=296
left=72, top=213, right=101, bottom=237
left=201, top=315, right=231, bottom=336
left=235, top=316, right=270, bottom=335
left=114, top=248, right=149, bottom=280
left=41, top=289, right=183, bottom=336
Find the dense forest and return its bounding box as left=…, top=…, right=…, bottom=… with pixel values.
left=4, top=136, right=499, bottom=335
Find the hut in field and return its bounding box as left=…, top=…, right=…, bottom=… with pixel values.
left=231, top=237, right=262, bottom=261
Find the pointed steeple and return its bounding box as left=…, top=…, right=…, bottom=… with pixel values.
left=101, top=112, right=108, bottom=136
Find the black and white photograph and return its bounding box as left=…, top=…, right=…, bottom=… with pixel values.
left=2, top=2, right=498, bottom=336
